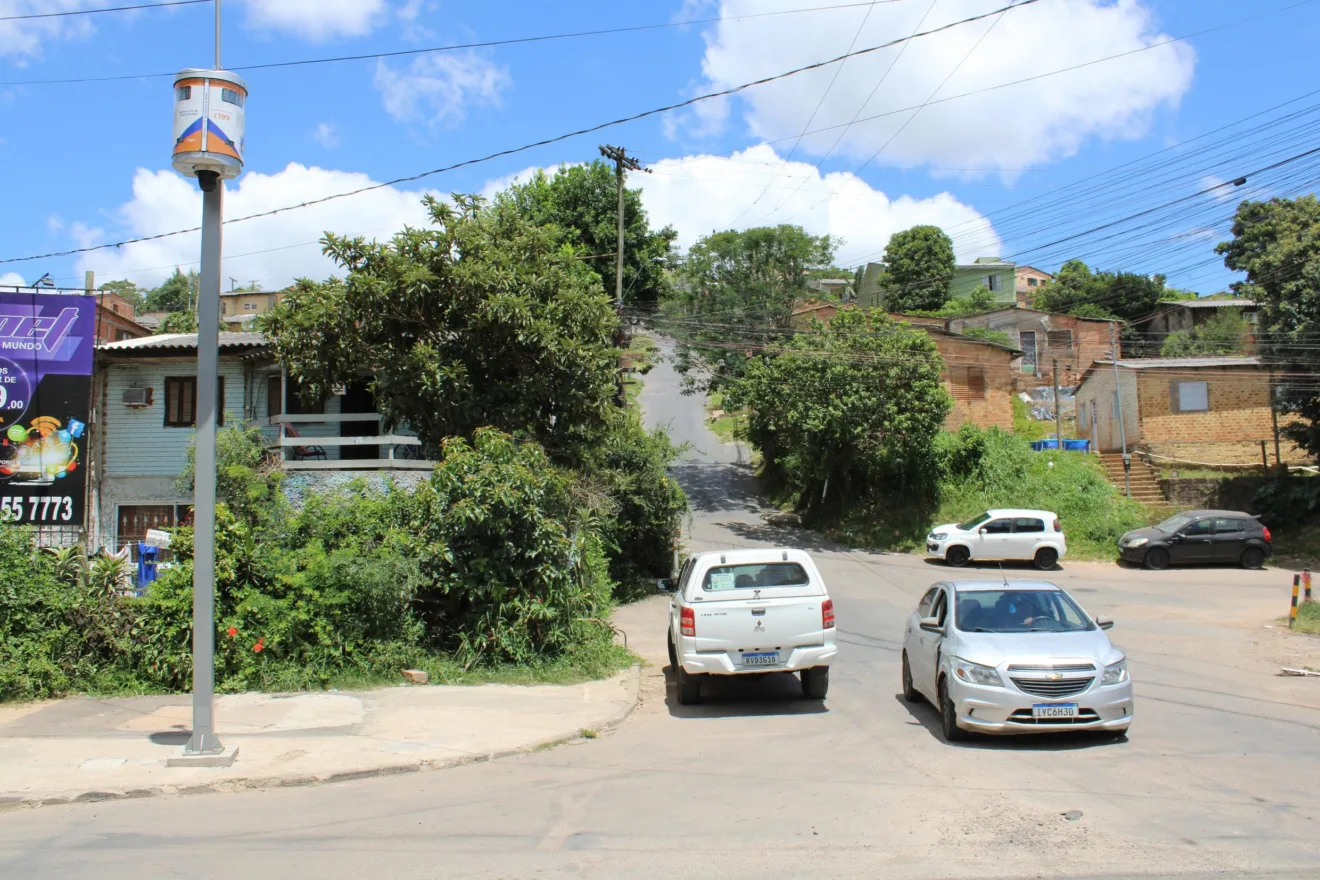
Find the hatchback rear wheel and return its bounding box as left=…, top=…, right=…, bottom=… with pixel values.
left=1240, top=547, right=1266, bottom=570
left=1033, top=547, right=1059, bottom=570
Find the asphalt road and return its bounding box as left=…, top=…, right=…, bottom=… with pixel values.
left=3, top=342, right=1319, bottom=879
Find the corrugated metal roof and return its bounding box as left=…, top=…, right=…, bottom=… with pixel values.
left=1160, top=298, right=1257, bottom=309
left=97, top=331, right=267, bottom=352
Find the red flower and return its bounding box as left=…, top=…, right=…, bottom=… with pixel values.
left=226, top=627, right=237, bottom=638
left=253, top=638, right=264, bottom=653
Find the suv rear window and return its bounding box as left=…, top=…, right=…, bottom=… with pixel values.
left=702, top=563, right=809, bottom=592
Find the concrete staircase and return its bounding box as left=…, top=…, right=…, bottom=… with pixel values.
left=1098, top=453, right=1167, bottom=505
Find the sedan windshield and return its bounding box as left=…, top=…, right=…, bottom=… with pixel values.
left=1155, top=513, right=1194, bottom=533
left=955, top=589, right=1096, bottom=634
left=957, top=512, right=992, bottom=531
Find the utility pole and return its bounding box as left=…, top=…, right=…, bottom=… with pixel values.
left=1269, top=365, right=1282, bottom=470
left=598, top=145, right=645, bottom=312
left=1109, top=323, right=1131, bottom=499
left=1052, top=358, right=1063, bottom=449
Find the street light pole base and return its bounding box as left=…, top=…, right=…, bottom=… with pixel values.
left=168, top=743, right=239, bottom=768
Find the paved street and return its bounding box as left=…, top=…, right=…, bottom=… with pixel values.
left=3, top=343, right=1319, bottom=879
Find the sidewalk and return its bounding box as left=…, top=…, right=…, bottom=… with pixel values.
left=0, top=666, right=639, bottom=809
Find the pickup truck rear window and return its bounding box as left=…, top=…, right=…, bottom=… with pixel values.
left=702, top=562, right=809, bottom=592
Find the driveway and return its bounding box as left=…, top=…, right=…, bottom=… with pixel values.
left=2, top=341, right=1318, bottom=879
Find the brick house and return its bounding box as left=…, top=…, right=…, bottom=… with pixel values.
left=1129, top=298, right=1259, bottom=356
left=93, top=291, right=151, bottom=345
left=1073, top=356, right=1309, bottom=466
left=1014, top=266, right=1053, bottom=307
left=946, top=307, right=1118, bottom=389
left=889, top=315, right=1020, bottom=432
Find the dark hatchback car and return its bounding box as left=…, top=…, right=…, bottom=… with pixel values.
left=1118, top=510, right=1272, bottom=570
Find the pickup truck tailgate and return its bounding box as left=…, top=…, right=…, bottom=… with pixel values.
left=692, top=596, right=827, bottom=666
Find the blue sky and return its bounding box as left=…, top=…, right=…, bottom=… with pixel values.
left=2, top=0, right=1318, bottom=295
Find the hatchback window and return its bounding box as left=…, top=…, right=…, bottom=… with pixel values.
left=702, top=562, right=809, bottom=592
left=955, top=589, right=1096, bottom=633
left=1155, top=513, right=1194, bottom=533
left=1182, top=519, right=1215, bottom=537
left=1214, top=518, right=1247, bottom=534
left=981, top=519, right=1012, bottom=535
left=1013, top=518, right=1044, bottom=533
left=958, top=512, right=991, bottom=530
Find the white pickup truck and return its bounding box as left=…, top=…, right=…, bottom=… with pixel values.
left=660, top=548, right=837, bottom=705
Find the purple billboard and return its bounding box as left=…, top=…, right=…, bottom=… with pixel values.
left=0, top=292, right=95, bottom=526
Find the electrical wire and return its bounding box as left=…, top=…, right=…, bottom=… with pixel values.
left=0, top=0, right=1039, bottom=265
left=0, top=0, right=913, bottom=87
left=0, top=0, right=208, bottom=22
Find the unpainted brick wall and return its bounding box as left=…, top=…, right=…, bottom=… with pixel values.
left=937, top=336, right=1015, bottom=431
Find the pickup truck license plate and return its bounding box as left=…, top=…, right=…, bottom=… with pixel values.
left=1032, top=703, right=1079, bottom=719
left=741, top=652, right=779, bottom=667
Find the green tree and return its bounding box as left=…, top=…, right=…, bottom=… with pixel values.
left=262, top=194, right=620, bottom=461
left=725, top=308, right=951, bottom=512
left=1159, top=308, right=1253, bottom=357
left=1217, top=195, right=1320, bottom=459
left=494, top=161, right=677, bottom=305
left=160, top=310, right=198, bottom=333
left=880, top=225, right=956, bottom=312
left=664, top=225, right=835, bottom=393
left=144, top=268, right=198, bottom=313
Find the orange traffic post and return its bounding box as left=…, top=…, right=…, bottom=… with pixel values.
left=1305, top=569, right=1313, bottom=603
left=1290, top=574, right=1301, bottom=627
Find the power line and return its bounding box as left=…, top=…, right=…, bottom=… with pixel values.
left=0, top=0, right=911, bottom=87
left=0, top=0, right=208, bottom=22
left=0, top=0, right=1036, bottom=266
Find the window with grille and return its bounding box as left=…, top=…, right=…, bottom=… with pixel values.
left=950, top=366, right=987, bottom=400
left=116, top=505, right=192, bottom=553
left=164, top=377, right=225, bottom=427
left=1046, top=329, right=1073, bottom=349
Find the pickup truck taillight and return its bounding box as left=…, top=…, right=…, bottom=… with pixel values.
left=680, top=607, right=695, bottom=637
left=822, top=599, right=835, bottom=629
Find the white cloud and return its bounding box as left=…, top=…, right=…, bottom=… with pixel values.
left=679, top=0, right=1195, bottom=174
left=237, top=0, right=389, bottom=42
left=73, top=164, right=440, bottom=290
left=1200, top=175, right=1238, bottom=203
left=310, top=123, right=340, bottom=149
left=374, top=52, right=510, bottom=130
left=0, top=272, right=27, bottom=287
left=0, top=1, right=101, bottom=61
left=482, top=146, right=999, bottom=267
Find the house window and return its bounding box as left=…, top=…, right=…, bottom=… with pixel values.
left=164, top=376, right=226, bottom=427
left=950, top=366, right=987, bottom=400
left=985, top=274, right=1002, bottom=292
left=244, top=303, right=256, bottom=310
left=285, top=379, right=325, bottom=416
left=1173, top=380, right=1209, bottom=413
left=115, top=330, right=130, bottom=342
left=116, top=504, right=193, bottom=553
left=1027, top=277, right=1039, bottom=288
left=1046, top=329, right=1074, bottom=350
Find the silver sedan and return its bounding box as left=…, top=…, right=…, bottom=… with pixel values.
left=901, top=580, right=1133, bottom=741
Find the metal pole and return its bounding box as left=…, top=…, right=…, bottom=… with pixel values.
left=1269, top=365, right=1282, bottom=469
left=215, top=0, right=222, bottom=68
left=1052, top=357, right=1063, bottom=449
left=1110, top=323, right=1130, bottom=498
left=614, top=155, right=625, bottom=312
left=185, top=179, right=224, bottom=756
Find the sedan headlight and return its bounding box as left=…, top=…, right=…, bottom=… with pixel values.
left=1123, top=537, right=1148, bottom=548
left=928, top=532, right=948, bottom=541
left=1102, top=659, right=1128, bottom=685
left=951, top=657, right=1003, bottom=687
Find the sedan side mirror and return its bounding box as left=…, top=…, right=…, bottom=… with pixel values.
left=919, top=616, right=944, bottom=634
left=657, top=578, right=677, bottom=593
left=1095, top=615, right=1114, bottom=630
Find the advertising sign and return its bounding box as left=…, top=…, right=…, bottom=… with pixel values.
left=0, top=293, right=95, bottom=526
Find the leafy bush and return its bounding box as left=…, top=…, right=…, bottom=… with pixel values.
left=1254, top=475, right=1320, bottom=527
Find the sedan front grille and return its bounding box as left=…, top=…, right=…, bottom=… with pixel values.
left=1007, top=664, right=1095, bottom=673
left=1011, top=676, right=1094, bottom=698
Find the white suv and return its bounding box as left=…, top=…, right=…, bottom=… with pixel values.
left=660, top=549, right=837, bottom=705
left=926, top=509, right=1066, bottom=570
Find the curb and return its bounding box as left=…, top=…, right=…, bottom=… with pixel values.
left=0, top=665, right=641, bottom=812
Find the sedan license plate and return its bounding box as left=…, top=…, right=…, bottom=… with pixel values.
left=1032, top=703, right=1079, bottom=719
left=741, top=652, right=779, bottom=667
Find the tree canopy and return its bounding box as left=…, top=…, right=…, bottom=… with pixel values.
left=493, top=160, right=677, bottom=305
left=1160, top=308, right=1253, bottom=357
left=142, top=268, right=198, bottom=314
left=724, top=308, right=951, bottom=512
left=262, top=194, right=620, bottom=461
left=880, top=225, right=956, bottom=312
left=1217, top=195, right=1320, bottom=459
